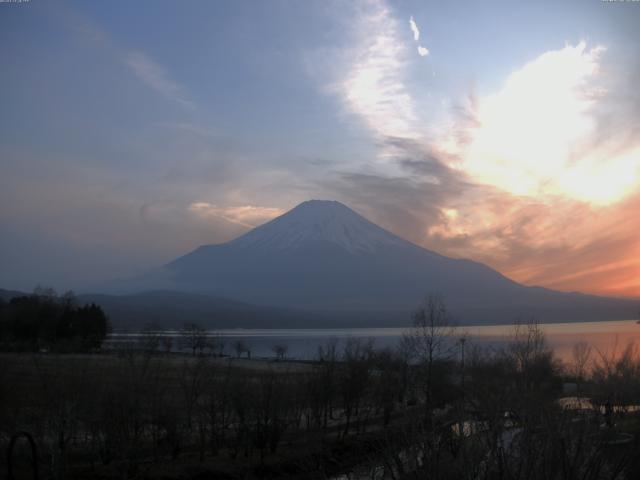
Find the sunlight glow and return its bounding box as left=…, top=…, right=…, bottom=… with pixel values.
left=451, top=42, right=640, bottom=205
left=188, top=203, right=283, bottom=228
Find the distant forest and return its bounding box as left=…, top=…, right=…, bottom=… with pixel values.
left=0, top=287, right=110, bottom=352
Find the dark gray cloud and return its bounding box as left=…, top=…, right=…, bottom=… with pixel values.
left=313, top=136, right=475, bottom=246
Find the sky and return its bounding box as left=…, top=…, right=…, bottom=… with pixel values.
left=1, top=0, right=640, bottom=297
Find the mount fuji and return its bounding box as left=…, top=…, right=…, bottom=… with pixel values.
left=116, top=200, right=637, bottom=326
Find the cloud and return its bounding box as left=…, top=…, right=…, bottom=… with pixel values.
left=61, top=9, right=197, bottom=112
left=323, top=141, right=640, bottom=298
left=5, top=2, right=639, bottom=299
left=328, top=12, right=640, bottom=298
left=409, top=16, right=420, bottom=41
left=328, top=17, right=640, bottom=296
left=440, top=41, right=640, bottom=206
left=337, top=1, right=418, bottom=141
left=0, top=146, right=250, bottom=290
left=424, top=191, right=640, bottom=298
left=125, top=51, right=196, bottom=110
left=152, top=122, right=217, bottom=138
left=188, top=203, right=284, bottom=228
left=317, top=136, right=473, bottom=248
left=419, top=40, right=640, bottom=294
left=409, top=16, right=429, bottom=57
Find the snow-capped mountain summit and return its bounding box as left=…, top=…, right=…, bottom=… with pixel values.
left=161, top=199, right=506, bottom=310
left=229, top=200, right=408, bottom=254
left=123, top=200, right=636, bottom=324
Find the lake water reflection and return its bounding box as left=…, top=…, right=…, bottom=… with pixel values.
left=109, top=319, right=640, bottom=364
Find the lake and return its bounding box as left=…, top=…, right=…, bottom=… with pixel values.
left=108, top=319, right=640, bottom=364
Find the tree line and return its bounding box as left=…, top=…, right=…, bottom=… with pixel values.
left=0, top=287, right=110, bottom=352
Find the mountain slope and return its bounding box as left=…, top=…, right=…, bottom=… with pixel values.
left=128, top=200, right=637, bottom=324
left=164, top=201, right=515, bottom=309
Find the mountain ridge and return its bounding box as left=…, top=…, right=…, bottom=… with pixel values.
left=119, top=199, right=637, bottom=324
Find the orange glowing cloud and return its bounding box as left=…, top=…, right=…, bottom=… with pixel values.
left=188, top=202, right=284, bottom=228
left=420, top=190, right=640, bottom=298
left=411, top=42, right=640, bottom=298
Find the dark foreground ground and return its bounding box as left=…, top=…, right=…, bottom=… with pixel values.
left=4, top=328, right=640, bottom=479
left=0, top=351, right=421, bottom=480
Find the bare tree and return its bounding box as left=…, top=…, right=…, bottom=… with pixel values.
left=180, top=356, right=209, bottom=434
left=339, top=338, right=374, bottom=436
left=271, top=344, right=288, bottom=361
left=138, top=322, right=161, bottom=354
left=181, top=322, right=207, bottom=356
left=592, top=341, right=640, bottom=412
left=403, top=294, right=454, bottom=410
left=209, top=333, right=226, bottom=357
left=233, top=339, right=249, bottom=358
left=507, top=320, right=558, bottom=393
left=570, top=340, right=592, bottom=394
left=161, top=335, right=173, bottom=355
left=313, top=338, right=339, bottom=430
